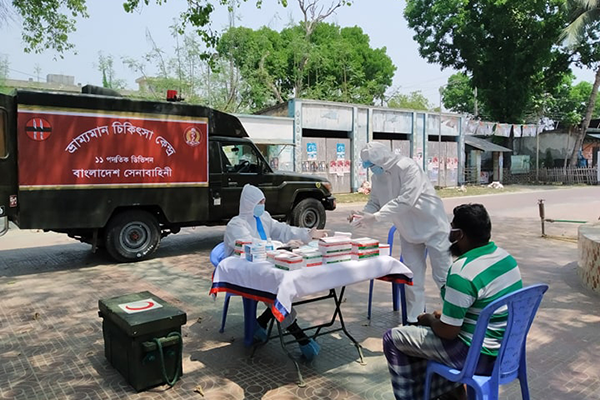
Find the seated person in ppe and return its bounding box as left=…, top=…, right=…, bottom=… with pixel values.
left=351, top=142, right=452, bottom=325
left=383, top=204, right=522, bottom=400
left=224, top=184, right=328, bottom=360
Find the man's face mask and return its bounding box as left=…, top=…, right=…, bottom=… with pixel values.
left=448, top=227, right=463, bottom=257
left=362, top=160, right=384, bottom=176
left=253, top=204, right=265, bottom=217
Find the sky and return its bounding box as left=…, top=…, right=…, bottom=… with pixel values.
left=1, top=0, right=596, bottom=106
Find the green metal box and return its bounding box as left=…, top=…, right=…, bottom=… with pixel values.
left=98, top=291, right=187, bottom=392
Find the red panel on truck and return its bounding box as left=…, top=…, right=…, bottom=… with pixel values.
left=17, top=108, right=208, bottom=188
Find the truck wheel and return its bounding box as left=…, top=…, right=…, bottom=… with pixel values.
left=104, top=211, right=160, bottom=262
left=291, top=198, right=326, bottom=229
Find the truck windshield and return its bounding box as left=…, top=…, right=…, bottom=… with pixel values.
left=0, top=109, right=6, bottom=157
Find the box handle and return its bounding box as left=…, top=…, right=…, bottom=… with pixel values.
left=143, top=332, right=182, bottom=387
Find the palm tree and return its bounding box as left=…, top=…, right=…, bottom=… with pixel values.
left=563, top=0, right=600, bottom=167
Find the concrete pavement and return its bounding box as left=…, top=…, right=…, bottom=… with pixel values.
left=1, top=186, right=599, bottom=399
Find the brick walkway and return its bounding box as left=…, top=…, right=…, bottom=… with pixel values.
left=1, top=188, right=599, bottom=399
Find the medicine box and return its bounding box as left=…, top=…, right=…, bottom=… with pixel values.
left=98, top=291, right=187, bottom=392
left=318, top=236, right=352, bottom=255
left=273, top=252, right=304, bottom=271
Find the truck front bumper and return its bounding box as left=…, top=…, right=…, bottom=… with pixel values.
left=323, top=196, right=336, bottom=211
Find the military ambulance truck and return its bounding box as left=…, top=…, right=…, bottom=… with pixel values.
left=0, top=87, right=336, bottom=262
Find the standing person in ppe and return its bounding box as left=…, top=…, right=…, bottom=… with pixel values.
left=224, top=184, right=328, bottom=360
left=352, top=142, right=452, bottom=325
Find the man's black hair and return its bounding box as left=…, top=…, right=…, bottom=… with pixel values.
left=452, top=203, right=491, bottom=244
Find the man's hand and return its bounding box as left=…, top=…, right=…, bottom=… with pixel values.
left=347, top=210, right=363, bottom=223
left=417, top=311, right=461, bottom=340
left=417, top=313, right=435, bottom=327
left=351, top=212, right=376, bottom=228
left=310, top=228, right=328, bottom=239
left=286, top=239, right=304, bottom=248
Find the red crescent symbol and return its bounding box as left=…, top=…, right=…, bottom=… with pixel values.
left=125, top=301, right=155, bottom=311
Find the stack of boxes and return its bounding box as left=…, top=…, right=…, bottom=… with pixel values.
left=240, top=232, right=393, bottom=270
left=318, top=236, right=353, bottom=264
left=272, top=251, right=304, bottom=271
left=234, top=239, right=253, bottom=258
left=350, top=237, right=380, bottom=261
left=293, top=248, right=323, bottom=267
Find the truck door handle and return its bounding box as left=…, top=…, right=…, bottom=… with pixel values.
left=228, top=181, right=238, bottom=186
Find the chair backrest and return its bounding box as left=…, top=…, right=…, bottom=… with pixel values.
left=460, top=284, right=549, bottom=384
left=387, top=225, right=397, bottom=254
left=210, top=242, right=227, bottom=267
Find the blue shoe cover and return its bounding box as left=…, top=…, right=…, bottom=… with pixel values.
left=254, top=324, right=268, bottom=343
left=300, top=339, right=320, bottom=361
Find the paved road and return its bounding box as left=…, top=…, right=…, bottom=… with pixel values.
left=1, top=186, right=599, bottom=399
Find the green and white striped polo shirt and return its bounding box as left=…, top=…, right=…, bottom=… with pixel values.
left=440, top=242, right=522, bottom=356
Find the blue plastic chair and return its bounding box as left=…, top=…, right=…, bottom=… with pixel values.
left=210, top=242, right=232, bottom=333
left=367, top=225, right=408, bottom=325
left=423, top=283, right=549, bottom=400
left=211, top=242, right=259, bottom=347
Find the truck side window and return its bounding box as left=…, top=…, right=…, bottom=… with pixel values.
left=0, top=109, right=6, bottom=158
left=221, top=143, right=259, bottom=173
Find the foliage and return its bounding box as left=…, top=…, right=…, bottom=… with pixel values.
left=562, top=0, right=600, bottom=44
left=563, top=4, right=600, bottom=165
left=97, top=52, right=127, bottom=90
left=8, top=0, right=89, bottom=54
left=543, top=74, right=600, bottom=127
left=0, top=54, right=8, bottom=93
left=404, top=0, right=570, bottom=123
left=121, top=28, right=250, bottom=112
left=218, top=22, right=395, bottom=110
left=440, top=72, right=492, bottom=119
left=2, top=0, right=295, bottom=55
left=387, top=91, right=432, bottom=111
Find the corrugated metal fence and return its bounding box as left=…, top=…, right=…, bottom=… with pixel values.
left=502, top=167, right=599, bottom=185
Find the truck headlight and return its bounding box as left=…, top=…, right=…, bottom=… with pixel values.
left=322, top=181, right=332, bottom=193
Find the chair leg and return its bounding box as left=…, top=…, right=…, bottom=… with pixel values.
left=219, top=293, right=231, bottom=333
left=399, top=284, right=408, bottom=326
left=392, top=282, right=400, bottom=311
left=518, top=369, right=530, bottom=400
left=242, top=297, right=258, bottom=347
left=423, top=368, right=434, bottom=400
left=367, top=279, right=375, bottom=320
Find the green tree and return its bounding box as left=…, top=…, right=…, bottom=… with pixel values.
left=439, top=73, right=490, bottom=118
left=404, top=0, right=569, bottom=123
left=0, top=55, right=9, bottom=93
left=563, top=2, right=600, bottom=165
left=387, top=91, right=431, bottom=111
left=218, top=22, right=395, bottom=110
left=2, top=1, right=353, bottom=56
left=97, top=52, right=126, bottom=90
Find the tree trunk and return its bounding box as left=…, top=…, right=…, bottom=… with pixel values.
left=569, top=66, right=600, bottom=166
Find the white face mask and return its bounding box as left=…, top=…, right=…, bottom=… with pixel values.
left=253, top=204, right=265, bottom=217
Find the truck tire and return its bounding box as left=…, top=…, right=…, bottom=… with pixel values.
left=104, top=211, right=160, bottom=262
left=291, top=198, right=326, bottom=229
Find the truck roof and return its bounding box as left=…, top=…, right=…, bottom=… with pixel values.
left=13, top=88, right=249, bottom=139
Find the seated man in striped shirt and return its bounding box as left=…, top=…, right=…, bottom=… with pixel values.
left=382, top=203, right=522, bottom=400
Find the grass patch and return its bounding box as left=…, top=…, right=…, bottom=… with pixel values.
left=436, top=185, right=520, bottom=198
left=335, top=185, right=521, bottom=203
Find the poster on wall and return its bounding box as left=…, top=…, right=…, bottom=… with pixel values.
left=336, top=143, right=346, bottom=160
left=307, top=142, right=317, bottom=160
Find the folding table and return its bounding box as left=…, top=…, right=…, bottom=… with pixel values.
left=210, top=255, right=413, bottom=386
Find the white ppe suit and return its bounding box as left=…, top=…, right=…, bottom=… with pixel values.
left=224, top=184, right=312, bottom=257
left=360, top=142, right=451, bottom=323
left=223, top=184, right=312, bottom=328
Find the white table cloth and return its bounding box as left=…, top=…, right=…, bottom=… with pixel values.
left=210, top=255, right=413, bottom=322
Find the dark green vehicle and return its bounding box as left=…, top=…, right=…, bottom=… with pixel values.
left=0, top=87, right=335, bottom=262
